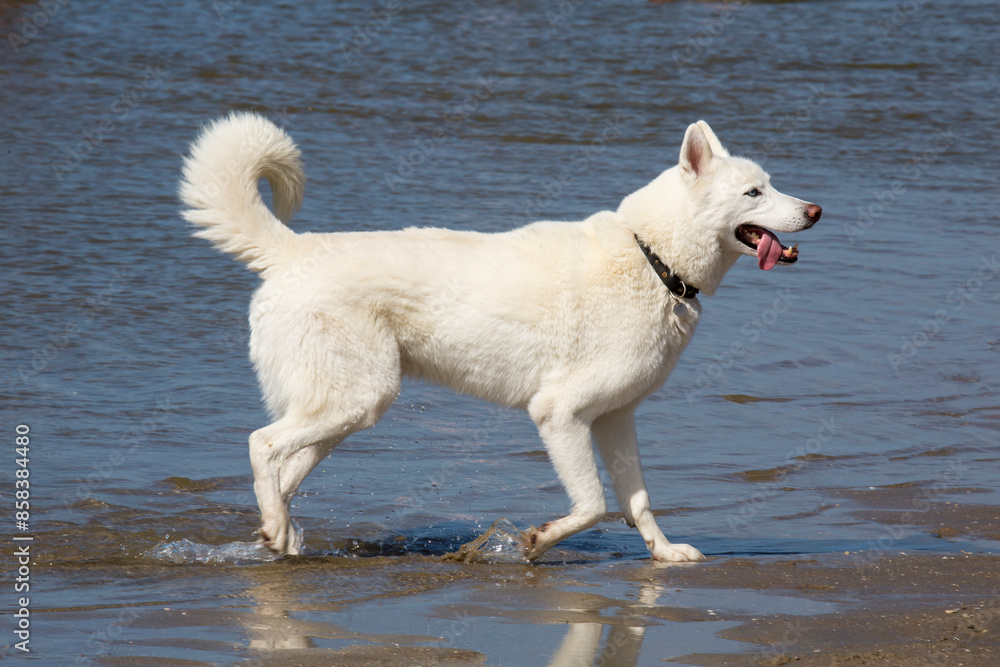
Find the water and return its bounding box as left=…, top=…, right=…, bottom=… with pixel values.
left=2, top=0, right=999, bottom=663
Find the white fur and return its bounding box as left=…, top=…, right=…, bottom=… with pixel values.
left=179, top=113, right=820, bottom=562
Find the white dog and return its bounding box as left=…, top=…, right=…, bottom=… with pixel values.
left=179, top=113, right=820, bottom=562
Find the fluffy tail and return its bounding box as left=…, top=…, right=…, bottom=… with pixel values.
left=179, top=112, right=305, bottom=272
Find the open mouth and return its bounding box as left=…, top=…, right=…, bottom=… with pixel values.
left=736, top=224, right=799, bottom=271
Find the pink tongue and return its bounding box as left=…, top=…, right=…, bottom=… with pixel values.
left=757, top=229, right=783, bottom=271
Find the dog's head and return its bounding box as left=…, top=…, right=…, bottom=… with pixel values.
left=680, top=121, right=821, bottom=271
left=619, top=121, right=821, bottom=295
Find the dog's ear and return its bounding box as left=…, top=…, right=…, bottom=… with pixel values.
left=680, top=123, right=715, bottom=178
left=695, top=120, right=729, bottom=158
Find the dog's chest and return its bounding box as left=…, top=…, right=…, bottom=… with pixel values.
left=649, top=298, right=700, bottom=376
left=603, top=293, right=701, bottom=402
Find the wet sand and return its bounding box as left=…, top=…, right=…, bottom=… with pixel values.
left=229, top=555, right=1000, bottom=667
left=56, top=497, right=998, bottom=666
left=671, top=501, right=1000, bottom=665
left=670, top=553, right=1000, bottom=666
left=87, top=553, right=998, bottom=666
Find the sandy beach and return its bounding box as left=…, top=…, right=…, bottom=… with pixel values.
left=52, top=496, right=994, bottom=666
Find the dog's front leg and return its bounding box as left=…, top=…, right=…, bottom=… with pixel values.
left=592, top=408, right=705, bottom=562
left=524, top=406, right=607, bottom=561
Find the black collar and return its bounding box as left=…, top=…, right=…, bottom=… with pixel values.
left=634, top=234, right=700, bottom=299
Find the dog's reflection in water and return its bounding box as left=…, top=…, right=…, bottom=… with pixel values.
left=241, top=568, right=663, bottom=667
left=547, top=583, right=664, bottom=667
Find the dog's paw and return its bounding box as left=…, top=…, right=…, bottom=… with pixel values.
left=257, top=528, right=280, bottom=553
left=522, top=523, right=553, bottom=561
left=651, top=542, right=705, bottom=563
left=257, top=525, right=299, bottom=555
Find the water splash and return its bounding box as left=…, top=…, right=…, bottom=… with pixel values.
left=442, top=518, right=527, bottom=564
left=146, top=539, right=281, bottom=564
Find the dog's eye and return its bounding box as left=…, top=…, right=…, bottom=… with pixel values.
left=745, top=188, right=761, bottom=198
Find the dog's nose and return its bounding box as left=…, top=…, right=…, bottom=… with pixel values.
left=805, top=204, right=822, bottom=224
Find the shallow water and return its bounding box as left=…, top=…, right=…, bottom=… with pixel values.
left=2, top=0, right=999, bottom=663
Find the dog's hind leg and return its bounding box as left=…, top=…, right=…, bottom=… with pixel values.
left=250, top=393, right=399, bottom=554
left=524, top=400, right=607, bottom=561
left=592, top=408, right=704, bottom=562
left=250, top=417, right=348, bottom=555
left=249, top=317, right=402, bottom=555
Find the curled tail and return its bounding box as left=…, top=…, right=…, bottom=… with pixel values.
left=179, top=112, right=305, bottom=272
